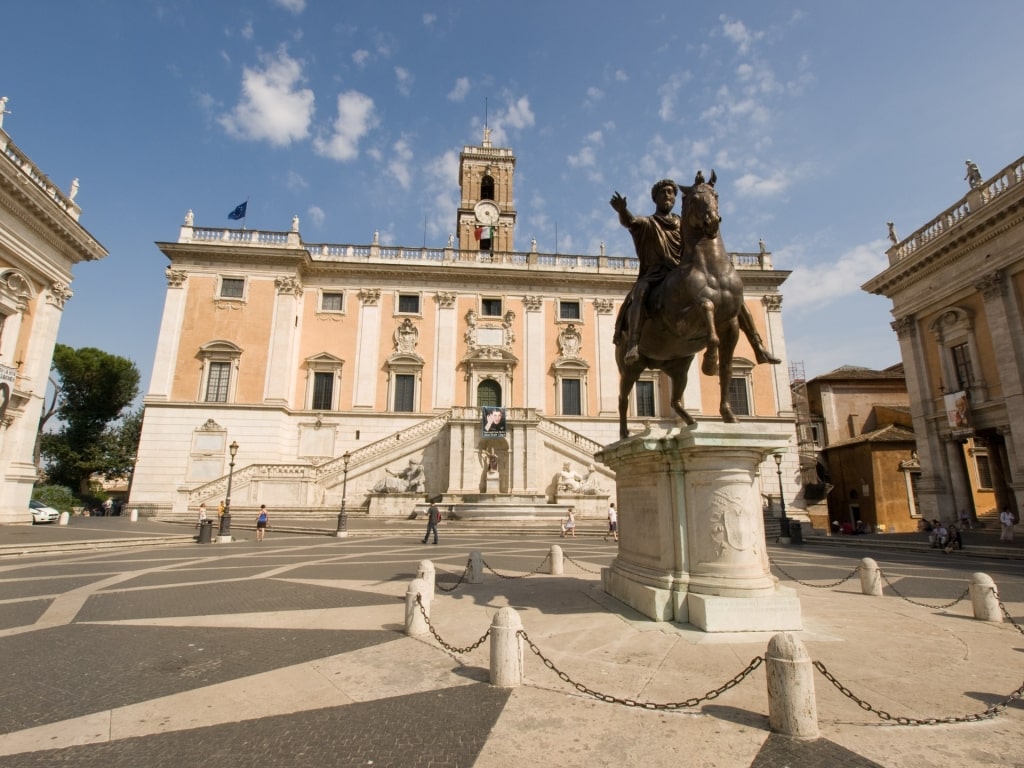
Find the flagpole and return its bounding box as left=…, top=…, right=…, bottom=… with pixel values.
left=242, top=196, right=249, bottom=231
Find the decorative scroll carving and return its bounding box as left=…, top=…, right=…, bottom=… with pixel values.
left=47, top=282, right=73, bottom=309
left=275, top=276, right=303, bottom=296
left=761, top=294, right=783, bottom=312
left=165, top=268, right=188, bottom=288
left=891, top=315, right=916, bottom=338
left=975, top=270, right=1005, bottom=300
left=435, top=291, right=457, bottom=308
left=523, top=295, right=543, bottom=311
left=359, top=288, right=381, bottom=306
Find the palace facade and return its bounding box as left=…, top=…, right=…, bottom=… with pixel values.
left=0, top=120, right=107, bottom=524
left=864, top=154, right=1024, bottom=526
left=129, top=132, right=799, bottom=520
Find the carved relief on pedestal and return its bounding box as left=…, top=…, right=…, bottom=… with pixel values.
left=706, top=486, right=758, bottom=561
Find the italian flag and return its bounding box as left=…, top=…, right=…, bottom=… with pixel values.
left=474, top=226, right=494, bottom=241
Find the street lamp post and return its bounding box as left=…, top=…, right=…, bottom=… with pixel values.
left=774, top=452, right=791, bottom=542
left=336, top=451, right=351, bottom=538
left=218, top=441, right=239, bottom=540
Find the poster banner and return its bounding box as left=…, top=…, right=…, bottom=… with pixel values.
left=944, top=391, right=971, bottom=432
left=481, top=406, right=506, bottom=438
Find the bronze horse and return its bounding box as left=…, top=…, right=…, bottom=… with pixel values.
left=616, top=171, right=779, bottom=439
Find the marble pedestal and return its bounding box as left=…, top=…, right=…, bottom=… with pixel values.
left=484, top=471, right=500, bottom=494
left=596, top=423, right=802, bottom=633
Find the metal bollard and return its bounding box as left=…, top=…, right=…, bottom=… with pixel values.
left=130, top=508, right=139, bottom=522
left=417, top=560, right=436, bottom=595
left=549, top=544, right=564, bottom=575
left=970, top=572, right=1002, bottom=623
left=859, top=557, right=882, bottom=597
left=489, top=606, right=523, bottom=687
left=58, top=511, right=70, bottom=526
left=405, top=578, right=431, bottom=636
left=766, top=632, right=819, bottom=739
left=469, top=550, right=483, bottom=583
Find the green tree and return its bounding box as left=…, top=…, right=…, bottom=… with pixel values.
left=39, top=345, right=140, bottom=494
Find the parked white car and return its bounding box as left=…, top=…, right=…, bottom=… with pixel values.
left=29, top=499, right=60, bottom=524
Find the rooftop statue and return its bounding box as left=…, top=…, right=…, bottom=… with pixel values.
left=611, top=171, right=781, bottom=439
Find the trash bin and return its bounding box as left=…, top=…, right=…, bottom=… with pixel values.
left=789, top=521, right=803, bottom=545
left=198, top=519, right=214, bottom=544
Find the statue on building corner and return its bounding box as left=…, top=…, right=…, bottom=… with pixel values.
left=887, top=221, right=899, bottom=245
left=964, top=160, right=982, bottom=189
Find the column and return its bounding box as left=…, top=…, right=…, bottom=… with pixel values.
left=523, top=296, right=545, bottom=410
left=594, top=299, right=618, bottom=415
left=264, top=276, right=303, bottom=404
left=353, top=288, right=382, bottom=408
left=432, top=292, right=457, bottom=409
left=147, top=268, right=189, bottom=401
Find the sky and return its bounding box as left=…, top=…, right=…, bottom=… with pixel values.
left=3, top=1, right=1023, bottom=395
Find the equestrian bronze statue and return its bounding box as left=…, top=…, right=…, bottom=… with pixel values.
left=611, top=171, right=780, bottom=439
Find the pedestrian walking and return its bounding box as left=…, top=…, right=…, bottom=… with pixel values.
left=422, top=500, right=441, bottom=544
left=256, top=504, right=269, bottom=541
left=605, top=502, right=618, bottom=542
left=560, top=510, right=576, bottom=537
left=999, top=506, right=1015, bottom=542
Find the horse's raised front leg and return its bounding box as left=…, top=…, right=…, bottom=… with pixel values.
left=699, top=298, right=720, bottom=376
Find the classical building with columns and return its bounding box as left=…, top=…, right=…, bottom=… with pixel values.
left=0, top=119, right=107, bottom=524
left=864, top=154, right=1024, bottom=525
left=129, top=132, right=799, bottom=520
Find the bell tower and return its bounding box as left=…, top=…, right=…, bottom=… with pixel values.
left=457, top=127, right=517, bottom=253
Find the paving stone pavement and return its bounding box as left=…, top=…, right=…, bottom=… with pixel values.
left=0, top=520, right=1022, bottom=767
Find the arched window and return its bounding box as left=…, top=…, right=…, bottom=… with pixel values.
left=480, top=175, right=495, bottom=201
left=477, top=379, right=502, bottom=407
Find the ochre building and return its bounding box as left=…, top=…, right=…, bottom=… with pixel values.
left=130, top=132, right=799, bottom=520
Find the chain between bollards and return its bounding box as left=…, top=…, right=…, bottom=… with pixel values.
left=878, top=570, right=971, bottom=609
left=814, top=659, right=1024, bottom=725
left=435, top=559, right=472, bottom=593
left=414, top=594, right=490, bottom=654
left=769, top=559, right=861, bottom=588
left=519, top=627, right=764, bottom=709
left=483, top=552, right=551, bottom=579
left=562, top=553, right=602, bottom=574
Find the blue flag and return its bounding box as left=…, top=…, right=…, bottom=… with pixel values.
left=228, top=201, right=247, bottom=220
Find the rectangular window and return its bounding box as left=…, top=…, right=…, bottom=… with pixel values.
left=561, top=378, right=582, bottom=415
left=635, top=380, right=655, bottom=417
left=220, top=278, right=245, bottom=299
left=312, top=371, right=334, bottom=410
left=481, top=297, right=502, bottom=317
left=727, top=377, right=751, bottom=416
left=321, top=292, right=344, bottom=312
left=394, top=374, right=415, bottom=412
left=951, top=343, right=974, bottom=390
left=205, top=362, right=231, bottom=402
left=975, top=454, right=993, bottom=490
left=397, top=294, right=421, bottom=314
left=559, top=300, right=581, bottom=321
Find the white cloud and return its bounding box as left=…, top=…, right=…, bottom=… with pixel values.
left=423, top=13, right=436, bottom=26
left=395, top=66, right=414, bottom=96
left=307, top=205, right=325, bottom=227
left=614, top=69, right=629, bottom=82
left=584, top=86, right=604, bottom=107
left=568, top=146, right=597, bottom=168
left=486, top=95, right=535, bottom=146
left=782, top=240, right=890, bottom=311
left=421, top=150, right=460, bottom=242
left=218, top=47, right=314, bottom=146
left=352, top=49, right=370, bottom=67
left=274, top=0, right=306, bottom=12
left=387, top=137, right=415, bottom=190
left=719, top=15, right=762, bottom=55
left=313, top=90, right=378, bottom=161
left=285, top=170, right=308, bottom=191
left=657, top=72, right=692, bottom=122
left=241, top=22, right=254, bottom=40
left=448, top=77, right=470, bottom=102
left=734, top=170, right=791, bottom=197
